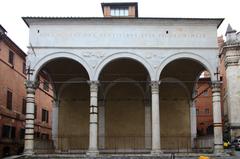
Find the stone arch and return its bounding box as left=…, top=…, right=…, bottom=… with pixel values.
left=156, top=52, right=215, bottom=81
left=160, top=77, right=191, bottom=100
left=57, top=77, right=88, bottom=101
left=31, top=52, right=93, bottom=81
left=93, top=52, right=155, bottom=81
left=103, top=78, right=146, bottom=99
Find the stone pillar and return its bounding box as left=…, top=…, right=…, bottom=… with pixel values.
left=212, top=81, right=223, bottom=154
left=98, top=100, right=105, bottom=149
left=87, top=81, right=99, bottom=156
left=24, top=80, right=38, bottom=155
left=190, top=100, right=197, bottom=148
left=150, top=81, right=161, bottom=155
left=52, top=100, right=59, bottom=150
left=224, top=48, right=240, bottom=138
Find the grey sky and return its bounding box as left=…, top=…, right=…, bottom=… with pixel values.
left=0, top=0, right=239, bottom=52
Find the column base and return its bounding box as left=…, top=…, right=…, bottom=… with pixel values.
left=214, top=145, right=224, bottom=155
left=24, top=149, right=34, bottom=156
left=86, top=149, right=99, bottom=156
left=151, top=149, right=162, bottom=155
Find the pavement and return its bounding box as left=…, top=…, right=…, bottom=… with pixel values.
left=224, top=148, right=240, bottom=159
left=3, top=150, right=240, bottom=159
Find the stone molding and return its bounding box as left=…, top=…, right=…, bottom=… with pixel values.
left=25, top=80, right=39, bottom=94
left=224, top=49, right=240, bottom=68
left=150, top=81, right=160, bottom=93
left=88, top=80, right=99, bottom=92
left=211, top=81, right=221, bottom=93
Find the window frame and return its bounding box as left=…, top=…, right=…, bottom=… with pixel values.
left=6, top=90, right=13, bottom=110
left=43, top=80, right=49, bottom=91
left=8, top=50, right=14, bottom=65
left=2, top=125, right=16, bottom=139
left=110, top=6, right=129, bottom=16
left=41, top=109, right=49, bottom=123
left=22, top=62, right=26, bottom=74
left=22, top=98, right=26, bottom=114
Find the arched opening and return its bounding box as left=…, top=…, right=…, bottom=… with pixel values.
left=98, top=59, right=151, bottom=152
left=159, top=58, right=211, bottom=151
left=34, top=58, right=90, bottom=152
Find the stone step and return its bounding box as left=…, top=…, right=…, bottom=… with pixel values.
left=15, top=154, right=235, bottom=159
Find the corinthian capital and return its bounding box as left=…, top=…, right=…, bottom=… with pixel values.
left=88, top=80, right=99, bottom=92
left=211, top=81, right=221, bottom=93
left=25, top=80, right=39, bottom=89
left=150, top=81, right=160, bottom=92
left=25, top=80, right=39, bottom=94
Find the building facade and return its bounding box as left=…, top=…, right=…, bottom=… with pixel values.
left=0, top=25, right=53, bottom=157
left=195, top=76, right=214, bottom=136
left=220, top=25, right=240, bottom=140
left=23, top=2, right=224, bottom=156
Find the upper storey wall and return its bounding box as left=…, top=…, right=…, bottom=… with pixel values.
left=26, top=18, right=221, bottom=49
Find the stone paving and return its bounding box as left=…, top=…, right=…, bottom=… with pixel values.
left=4, top=149, right=240, bottom=159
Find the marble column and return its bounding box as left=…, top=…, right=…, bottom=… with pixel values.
left=52, top=100, right=59, bottom=151
left=24, top=80, right=38, bottom=155
left=212, top=81, right=223, bottom=154
left=87, top=81, right=99, bottom=156
left=190, top=100, right=197, bottom=148
left=150, top=81, right=161, bottom=155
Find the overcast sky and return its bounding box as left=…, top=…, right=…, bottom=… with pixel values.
left=0, top=0, right=239, bottom=52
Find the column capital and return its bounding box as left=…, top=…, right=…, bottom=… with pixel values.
left=150, top=81, right=160, bottom=90
left=88, top=81, right=99, bottom=91
left=25, top=80, right=39, bottom=94
left=211, top=81, right=221, bottom=93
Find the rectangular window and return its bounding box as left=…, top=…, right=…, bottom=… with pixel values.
left=34, top=132, right=41, bottom=139
left=41, top=133, right=49, bottom=140
left=7, top=90, right=12, bottom=110
left=42, top=109, right=49, bottom=123
left=110, top=7, right=128, bottom=16
left=2, top=125, right=15, bottom=139
left=23, top=62, right=26, bottom=74
left=22, top=98, right=26, bottom=114
left=43, top=80, right=49, bottom=91
left=34, top=104, right=37, bottom=119
left=8, top=50, right=14, bottom=65
left=20, top=128, right=25, bottom=139
left=205, top=108, right=209, bottom=114
left=203, top=90, right=208, bottom=96
left=196, top=109, right=199, bottom=115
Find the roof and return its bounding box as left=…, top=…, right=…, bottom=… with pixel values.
left=225, top=24, right=236, bottom=35
left=0, top=32, right=27, bottom=58
left=0, top=24, right=7, bottom=34
left=22, top=16, right=224, bottom=28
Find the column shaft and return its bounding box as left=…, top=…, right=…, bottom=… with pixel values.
left=87, top=81, right=99, bottom=156
left=150, top=81, right=161, bottom=155
left=52, top=100, right=59, bottom=150
left=190, top=100, right=197, bottom=148
left=24, top=80, right=38, bottom=155
left=212, top=81, right=223, bottom=154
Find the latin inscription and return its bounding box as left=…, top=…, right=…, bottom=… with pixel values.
left=40, top=31, right=206, bottom=40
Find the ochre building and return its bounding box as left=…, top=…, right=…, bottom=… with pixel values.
left=0, top=25, right=53, bottom=157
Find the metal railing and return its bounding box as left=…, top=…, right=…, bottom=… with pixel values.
left=33, top=135, right=214, bottom=154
